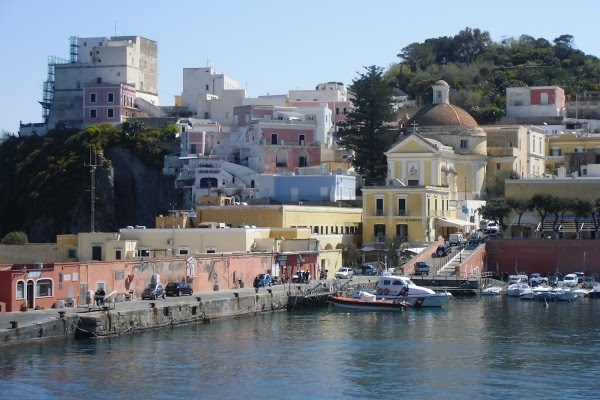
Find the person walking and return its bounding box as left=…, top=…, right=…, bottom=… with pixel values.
left=253, top=276, right=259, bottom=293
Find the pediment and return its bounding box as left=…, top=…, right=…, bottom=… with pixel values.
left=386, top=134, right=437, bottom=155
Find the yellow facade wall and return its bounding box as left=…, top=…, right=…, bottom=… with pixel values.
left=505, top=179, right=600, bottom=200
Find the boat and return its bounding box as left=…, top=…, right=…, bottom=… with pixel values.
left=532, top=286, right=555, bottom=301
left=553, top=287, right=578, bottom=302
left=366, top=273, right=452, bottom=307
left=520, top=287, right=536, bottom=300
left=481, top=285, right=503, bottom=295
left=329, top=291, right=408, bottom=311
left=507, top=282, right=530, bottom=297
left=588, top=284, right=600, bottom=299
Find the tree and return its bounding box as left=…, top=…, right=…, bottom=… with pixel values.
left=572, top=198, right=592, bottom=239
left=1, top=231, right=28, bottom=245
left=506, top=197, right=531, bottom=238
left=479, top=198, right=511, bottom=233
left=530, top=193, right=554, bottom=237
left=342, top=242, right=362, bottom=268
left=385, top=235, right=405, bottom=270
left=338, top=66, right=397, bottom=184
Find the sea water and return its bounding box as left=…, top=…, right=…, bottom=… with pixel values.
left=1, top=296, right=599, bottom=400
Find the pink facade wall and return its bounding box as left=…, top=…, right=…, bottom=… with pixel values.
left=0, top=254, right=282, bottom=312
left=83, top=84, right=137, bottom=125
left=530, top=88, right=556, bottom=106
left=261, top=127, right=315, bottom=144
left=486, top=240, right=599, bottom=277
left=263, top=146, right=321, bottom=173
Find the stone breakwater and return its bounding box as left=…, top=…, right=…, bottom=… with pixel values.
left=76, top=291, right=291, bottom=338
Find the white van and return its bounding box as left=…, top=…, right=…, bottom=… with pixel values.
left=449, top=233, right=466, bottom=246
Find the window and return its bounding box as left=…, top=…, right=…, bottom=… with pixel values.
left=271, top=133, right=278, bottom=145
left=139, top=249, right=150, bottom=257
left=16, top=281, right=25, bottom=299
left=460, top=139, right=468, bottom=149
left=299, top=134, right=305, bottom=145
left=398, top=198, right=406, bottom=215
left=376, top=198, right=384, bottom=216
left=108, top=92, right=114, bottom=103
left=200, top=177, right=218, bottom=188
left=276, top=149, right=288, bottom=167
left=36, top=279, right=53, bottom=297
left=298, top=155, right=307, bottom=167
left=107, top=108, right=114, bottom=118
left=90, top=93, right=97, bottom=103
left=190, top=144, right=197, bottom=154
left=374, top=224, right=386, bottom=240
left=76, top=81, right=81, bottom=89
left=541, top=93, right=549, bottom=105
left=92, top=246, right=101, bottom=260
left=96, top=77, right=102, bottom=84
left=496, top=163, right=501, bottom=170
left=178, top=248, right=189, bottom=256
left=206, top=84, right=209, bottom=90
left=115, top=250, right=122, bottom=260
left=396, top=224, right=408, bottom=241
left=68, top=249, right=76, bottom=258
left=206, top=247, right=216, bottom=254
left=90, top=109, right=97, bottom=118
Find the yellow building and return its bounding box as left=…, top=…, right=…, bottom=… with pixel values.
left=546, top=132, right=600, bottom=176
left=362, top=81, right=484, bottom=244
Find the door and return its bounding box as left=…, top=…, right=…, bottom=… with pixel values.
left=27, top=280, right=34, bottom=309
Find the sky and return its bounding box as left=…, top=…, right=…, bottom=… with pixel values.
left=1, top=0, right=599, bottom=134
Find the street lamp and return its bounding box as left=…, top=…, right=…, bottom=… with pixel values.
left=464, top=176, right=467, bottom=201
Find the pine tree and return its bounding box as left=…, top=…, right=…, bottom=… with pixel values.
left=339, top=66, right=397, bottom=184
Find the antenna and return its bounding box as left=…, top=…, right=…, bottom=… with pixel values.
left=114, top=21, right=117, bottom=36
left=84, top=149, right=100, bottom=232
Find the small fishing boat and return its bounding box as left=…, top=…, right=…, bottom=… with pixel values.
left=329, top=291, right=408, bottom=311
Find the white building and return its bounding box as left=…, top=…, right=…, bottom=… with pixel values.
left=20, top=35, right=158, bottom=136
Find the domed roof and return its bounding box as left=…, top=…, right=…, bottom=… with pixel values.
left=407, top=103, right=478, bottom=128
left=434, top=80, right=450, bottom=86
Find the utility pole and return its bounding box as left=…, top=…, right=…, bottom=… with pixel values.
left=84, top=149, right=100, bottom=232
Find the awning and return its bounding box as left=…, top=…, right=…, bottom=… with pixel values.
left=436, top=217, right=476, bottom=228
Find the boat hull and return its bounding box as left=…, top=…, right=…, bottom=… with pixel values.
left=329, top=296, right=407, bottom=311
left=376, top=293, right=451, bottom=307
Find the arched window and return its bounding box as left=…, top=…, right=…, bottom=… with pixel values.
left=298, top=150, right=309, bottom=167
left=16, top=280, right=25, bottom=300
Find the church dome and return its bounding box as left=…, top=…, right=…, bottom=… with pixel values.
left=407, top=103, right=478, bottom=128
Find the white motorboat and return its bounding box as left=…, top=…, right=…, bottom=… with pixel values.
left=481, top=285, right=503, bottom=295
left=520, top=287, right=536, bottom=300
left=553, top=287, right=578, bottom=302
left=507, top=282, right=530, bottom=297
left=367, top=273, right=452, bottom=307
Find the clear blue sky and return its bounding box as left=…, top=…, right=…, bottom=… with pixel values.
left=1, top=0, right=598, bottom=134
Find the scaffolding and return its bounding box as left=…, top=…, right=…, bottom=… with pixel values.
left=38, top=36, right=76, bottom=122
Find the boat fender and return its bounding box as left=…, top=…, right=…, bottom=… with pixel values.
left=414, top=298, right=425, bottom=307
left=383, top=288, right=390, bottom=295
left=376, top=288, right=384, bottom=295
left=329, top=286, right=334, bottom=293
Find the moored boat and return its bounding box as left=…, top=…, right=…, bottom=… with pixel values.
left=329, top=291, right=408, bottom=311
left=366, top=273, right=452, bottom=307
left=481, top=285, right=503, bottom=295
left=507, top=282, right=530, bottom=297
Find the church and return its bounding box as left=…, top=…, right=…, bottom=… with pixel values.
left=362, top=80, right=487, bottom=244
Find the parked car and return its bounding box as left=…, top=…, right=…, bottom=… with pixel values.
left=485, top=222, right=499, bottom=234
left=256, top=273, right=272, bottom=287
left=468, top=236, right=482, bottom=246
left=414, top=262, right=430, bottom=276
left=433, top=244, right=451, bottom=257
left=141, top=283, right=165, bottom=300
left=563, top=273, right=579, bottom=287
left=583, top=276, right=598, bottom=288
left=529, top=273, right=548, bottom=287
left=165, top=282, right=193, bottom=296
left=335, top=267, right=354, bottom=279
left=361, top=264, right=378, bottom=276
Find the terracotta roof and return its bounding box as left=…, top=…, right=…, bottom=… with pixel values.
left=406, top=103, right=478, bottom=128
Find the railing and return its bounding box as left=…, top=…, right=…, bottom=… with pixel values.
left=375, top=209, right=385, bottom=216
left=546, top=155, right=564, bottom=161
left=398, top=209, right=408, bottom=216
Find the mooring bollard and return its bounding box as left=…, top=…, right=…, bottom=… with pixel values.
left=267, top=289, right=272, bottom=294
left=10, top=321, right=18, bottom=329
left=149, top=302, right=156, bottom=308
left=195, top=297, right=202, bottom=302
left=58, top=311, right=66, bottom=319
left=233, top=293, right=239, bottom=298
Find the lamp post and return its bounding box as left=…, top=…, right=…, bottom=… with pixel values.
left=584, top=251, right=586, bottom=275
left=464, top=176, right=467, bottom=201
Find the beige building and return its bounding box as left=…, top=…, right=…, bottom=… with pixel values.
left=546, top=132, right=600, bottom=176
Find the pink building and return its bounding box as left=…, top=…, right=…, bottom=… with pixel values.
left=83, top=83, right=138, bottom=126
left=506, top=86, right=566, bottom=118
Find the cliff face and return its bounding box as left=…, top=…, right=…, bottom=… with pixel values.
left=26, top=146, right=177, bottom=242
left=104, top=146, right=177, bottom=230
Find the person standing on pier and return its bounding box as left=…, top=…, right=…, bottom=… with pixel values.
left=253, top=276, right=259, bottom=293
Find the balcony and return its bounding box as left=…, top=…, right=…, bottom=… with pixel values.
left=375, top=209, right=385, bottom=217
left=546, top=155, right=564, bottom=161
left=397, top=209, right=408, bottom=216
left=487, top=147, right=518, bottom=157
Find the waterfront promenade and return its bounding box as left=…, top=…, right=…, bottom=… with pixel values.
left=0, top=275, right=378, bottom=346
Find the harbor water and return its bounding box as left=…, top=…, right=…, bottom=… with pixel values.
left=1, top=296, right=600, bottom=400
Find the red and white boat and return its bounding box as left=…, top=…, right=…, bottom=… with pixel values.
left=329, top=291, right=408, bottom=311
